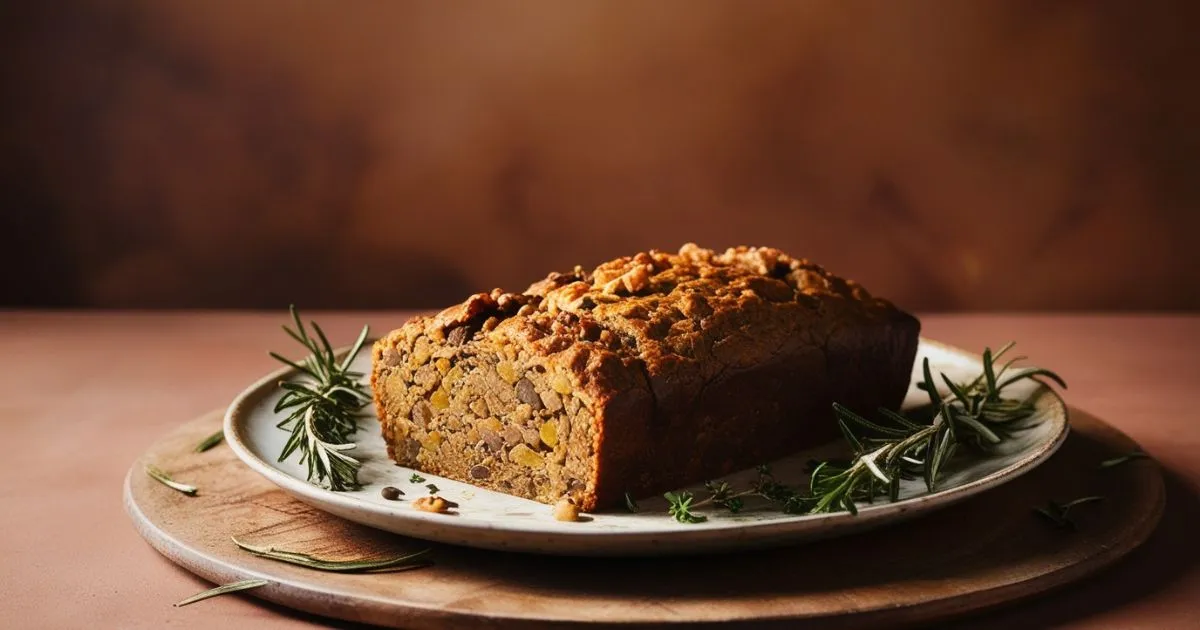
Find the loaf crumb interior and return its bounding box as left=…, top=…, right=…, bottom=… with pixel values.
left=373, top=326, right=597, bottom=506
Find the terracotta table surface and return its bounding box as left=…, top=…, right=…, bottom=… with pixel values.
left=1, top=311, right=1197, bottom=629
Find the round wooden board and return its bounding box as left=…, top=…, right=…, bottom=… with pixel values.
left=125, top=408, right=1164, bottom=629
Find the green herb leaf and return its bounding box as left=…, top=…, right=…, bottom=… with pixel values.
left=940, top=373, right=973, bottom=409
left=1100, top=451, right=1149, bottom=468
left=997, top=367, right=1068, bottom=391
left=833, top=403, right=909, bottom=438
left=1033, top=496, right=1105, bottom=530
left=921, top=357, right=944, bottom=410
left=232, top=537, right=433, bottom=573
left=952, top=409, right=1003, bottom=445
left=146, top=464, right=198, bottom=496
left=703, top=480, right=746, bottom=513
left=409, top=473, right=426, bottom=483
left=982, top=347, right=999, bottom=399
left=1061, top=495, right=1106, bottom=509
left=722, top=497, right=745, bottom=513
left=425, top=484, right=440, bottom=494
left=174, top=579, right=269, bottom=607
left=876, top=407, right=926, bottom=432
left=194, top=430, right=225, bottom=453
left=664, top=491, right=707, bottom=524
left=836, top=416, right=865, bottom=455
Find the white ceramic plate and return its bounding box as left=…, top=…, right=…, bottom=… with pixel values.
left=225, top=338, right=1068, bottom=557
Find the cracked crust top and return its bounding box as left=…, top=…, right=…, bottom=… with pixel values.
left=410, top=243, right=901, bottom=380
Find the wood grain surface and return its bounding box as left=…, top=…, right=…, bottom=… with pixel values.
left=125, top=406, right=1163, bottom=629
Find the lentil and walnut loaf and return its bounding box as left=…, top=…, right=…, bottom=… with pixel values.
left=370, top=244, right=920, bottom=512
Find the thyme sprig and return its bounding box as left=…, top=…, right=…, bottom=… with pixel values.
left=232, top=537, right=432, bottom=573
left=664, top=466, right=806, bottom=522
left=270, top=306, right=371, bottom=491
left=663, top=343, right=1066, bottom=523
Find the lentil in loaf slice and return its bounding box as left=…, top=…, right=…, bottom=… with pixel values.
left=370, top=243, right=920, bottom=512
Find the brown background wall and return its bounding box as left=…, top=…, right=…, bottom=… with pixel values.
left=3, top=1, right=1198, bottom=311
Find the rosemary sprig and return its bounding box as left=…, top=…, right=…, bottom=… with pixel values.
left=663, top=343, right=1065, bottom=522
left=194, top=430, right=225, bottom=453
left=801, top=343, right=1064, bottom=515
left=271, top=306, right=371, bottom=491
left=1034, top=496, right=1106, bottom=530
left=232, top=537, right=432, bottom=573
left=146, top=464, right=198, bottom=496
left=174, top=579, right=269, bottom=607
left=1101, top=451, right=1149, bottom=468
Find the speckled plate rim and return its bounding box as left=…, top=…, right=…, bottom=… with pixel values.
left=224, top=337, right=1068, bottom=556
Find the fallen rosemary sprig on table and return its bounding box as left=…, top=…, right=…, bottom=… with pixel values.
left=232, top=538, right=432, bottom=573
left=663, top=342, right=1066, bottom=522
left=146, top=464, right=199, bottom=496
left=174, top=579, right=269, bottom=607
left=270, top=306, right=371, bottom=491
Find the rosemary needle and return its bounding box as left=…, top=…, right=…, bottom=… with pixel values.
left=1034, top=496, right=1106, bottom=530
left=1100, top=451, right=1149, bottom=468
left=232, top=537, right=433, bottom=573
left=194, top=430, right=225, bottom=453
left=146, top=464, right=198, bottom=496
left=174, top=579, right=269, bottom=607
left=624, top=492, right=640, bottom=513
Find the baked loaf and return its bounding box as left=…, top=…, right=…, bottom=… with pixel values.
left=370, top=244, right=920, bottom=512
